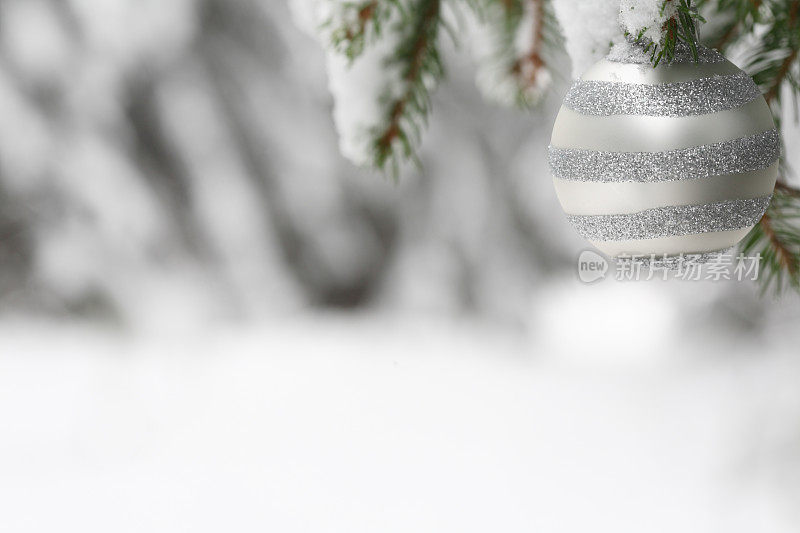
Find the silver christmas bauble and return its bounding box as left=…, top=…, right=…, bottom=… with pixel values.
left=548, top=44, right=779, bottom=261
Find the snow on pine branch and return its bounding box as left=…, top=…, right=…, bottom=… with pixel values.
left=552, top=0, right=702, bottom=77
left=289, top=0, right=700, bottom=169
left=289, top=0, right=400, bottom=166
left=551, top=0, right=622, bottom=78
left=618, top=0, right=678, bottom=45
left=290, top=0, right=442, bottom=171
left=618, top=0, right=705, bottom=66
left=469, top=0, right=552, bottom=107
left=323, top=1, right=398, bottom=61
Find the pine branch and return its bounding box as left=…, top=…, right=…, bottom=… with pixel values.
left=311, top=0, right=800, bottom=296
left=372, top=0, right=442, bottom=174
left=327, top=0, right=399, bottom=61
left=763, top=0, right=799, bottom=102
left=624, top=0, right=706, bottom=67
left=510, top=0, right=547, bottom=96
left=721, top=0, right=800, bottom=293
left=697, top=0, right=761, bottom=48
left=473, top=0, right=548, bottom=107
left=697, top=1, right=800, bottom=293
left=755, top=184, right=800, bottom=295
left=740, top=1, right=800, bottom=109
left=472, top=0, right=558, bottom=107
left=713, top=21, right=739, bottom=48
left=742, top=190, right=800, bottom=294
left=760, top=211, right=797, bottom=276
left=776, top=181, right=800, bottom=197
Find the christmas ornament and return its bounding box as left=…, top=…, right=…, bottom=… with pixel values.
left=548, top=43, right=780, bottom=262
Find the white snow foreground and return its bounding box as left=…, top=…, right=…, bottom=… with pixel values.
left=0, top=314, right=798, bottom=532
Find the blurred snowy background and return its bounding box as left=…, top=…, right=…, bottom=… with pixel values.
left=1, top=1, right=800, bottom=531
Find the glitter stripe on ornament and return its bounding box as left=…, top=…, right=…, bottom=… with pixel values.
left=550, top=100, right=775, bottom=152
left=553, top=163, right=778, bottom=215
left=591, top=228, right=754, bottom=257
left=563, top=72, right=760, bottom=116
left=548, top=129, right=780, bottom=183
left=566, top=196, right=771, bottom=241
left=606, top=42, right=725, bottom=65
